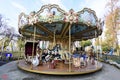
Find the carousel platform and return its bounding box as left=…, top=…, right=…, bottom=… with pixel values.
left=17, top=60, right=103, bottom=75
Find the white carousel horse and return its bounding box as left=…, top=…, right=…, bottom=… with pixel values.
left=63, top=51, right=72, bottom=64
left=32, top=55, right=39, bottom=67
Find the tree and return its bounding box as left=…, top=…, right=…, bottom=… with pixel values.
left=101, top=40, right=111, bottom=52
left=0, top=14, right=18, bottom=51
left=81, top=40, right=92, bottom=47
left=105, top=0, right=120, bottom=50
left=0, top=14, right=2, bottom=27
left=17, top=37, right=25, bottom=51
left=17, top=37, right=25, bottom=57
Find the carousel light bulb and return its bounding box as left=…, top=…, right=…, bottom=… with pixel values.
left=49, top=19, right=52, bottom=24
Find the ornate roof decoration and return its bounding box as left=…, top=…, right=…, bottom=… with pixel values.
left=18, top=4, right=103, bottom=41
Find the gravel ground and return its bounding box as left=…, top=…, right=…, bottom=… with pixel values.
left=0, top=61, right=120, bottom=80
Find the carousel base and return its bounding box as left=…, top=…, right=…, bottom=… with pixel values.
left=17, top=60, right=103, bottom=75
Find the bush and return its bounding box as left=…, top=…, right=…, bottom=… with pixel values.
left=81, top=40, right=92, bottom=47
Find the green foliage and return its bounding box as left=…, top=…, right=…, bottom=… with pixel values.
left=81, top=40, right=92, bottom=47
left=102, top=45, right=110, bottom=51
left=17, top=38, right=25, bottom=51
left=101, top=40, right=110, bottom=51
left=105, top=0, right=120, bottom=50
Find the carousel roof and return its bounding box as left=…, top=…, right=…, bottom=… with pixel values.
left=18, top=4, right=103, bottom=41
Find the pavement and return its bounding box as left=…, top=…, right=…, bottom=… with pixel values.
left=0, top=61, right=120, bottom=80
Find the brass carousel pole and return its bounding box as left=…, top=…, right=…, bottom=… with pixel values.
left=31, top=26, right=36, bottom=69
left=68, top=9, right=74, bottom=72
left=69, top=22, right=72, bottom=72
left=53, top=28, right=56, bottom=47
left=98, top=35, right=102, bottom=60
left=97, top=36, right=99, bottom=68
left=18, top=37, right=22, bottom=63
left=95, top=30, right=98, bottom=68
left=20, top=37, right=22, bottom=59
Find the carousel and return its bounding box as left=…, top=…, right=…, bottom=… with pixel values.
left=17, top=4, right=103, bottom=75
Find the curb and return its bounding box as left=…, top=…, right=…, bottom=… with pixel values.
left=99, top=59, right=120, bottom=69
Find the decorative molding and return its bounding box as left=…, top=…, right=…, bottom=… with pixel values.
left=18, top=4, right=103, bottom=40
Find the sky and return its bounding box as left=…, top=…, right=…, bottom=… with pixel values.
left=0, top=0, right=110, bottom=34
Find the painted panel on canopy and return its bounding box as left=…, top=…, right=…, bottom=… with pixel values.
left=78, top=11, right=97, bottom=26
left=82, top=30, right=102, bottom=36
left=71, top=24, right=88, bottom=35
left=51, top=8, right=64, bottom=21
left=38, top=8, right=49, bottom=22
left=38, top=8, right=64, bottom=22
left=73, top=30, right=96, bottom=39
left=19, top=15, right=28, bottom=27
left=43, top=23, right=64, bottom=34
left=82, top=30, right=96, bottom=37
left=25, top=26, right=48, bottom=36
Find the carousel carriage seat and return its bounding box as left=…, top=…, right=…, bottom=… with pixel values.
left=25, top=41, right=38, bottom=64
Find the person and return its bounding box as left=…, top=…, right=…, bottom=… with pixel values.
left=56, top=44, right=61, bottom=52
left=80, top=52, right=87, bottom=67
left=89, top=51, right=95, bottom=65
left=5, top=52, right=12, bottom=60
left=52, top=44, right=61, bottom=52
left=42, top=49, right=48, bottom=62
left=36, top=46, right=41, bottom=60
left=51, top=51, right=61, bottom=60
left=73, top=50, right=78, bottom=55
left=105, top=51, right=108, bottom=61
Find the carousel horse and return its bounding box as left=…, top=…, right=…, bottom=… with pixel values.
left=46, top=44, right=62, bottom=61
left=45, top=53, right=52, bottom=61
left=52, top=44, right=61, bottom=52
left=32, top=55, right=39, bottom=67
left=25, top=50, right=40, bottom=66
left=64, top=51, right=72, bottom=64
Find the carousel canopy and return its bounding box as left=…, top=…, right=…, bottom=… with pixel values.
left=18, top=4, right=103, bottom=41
